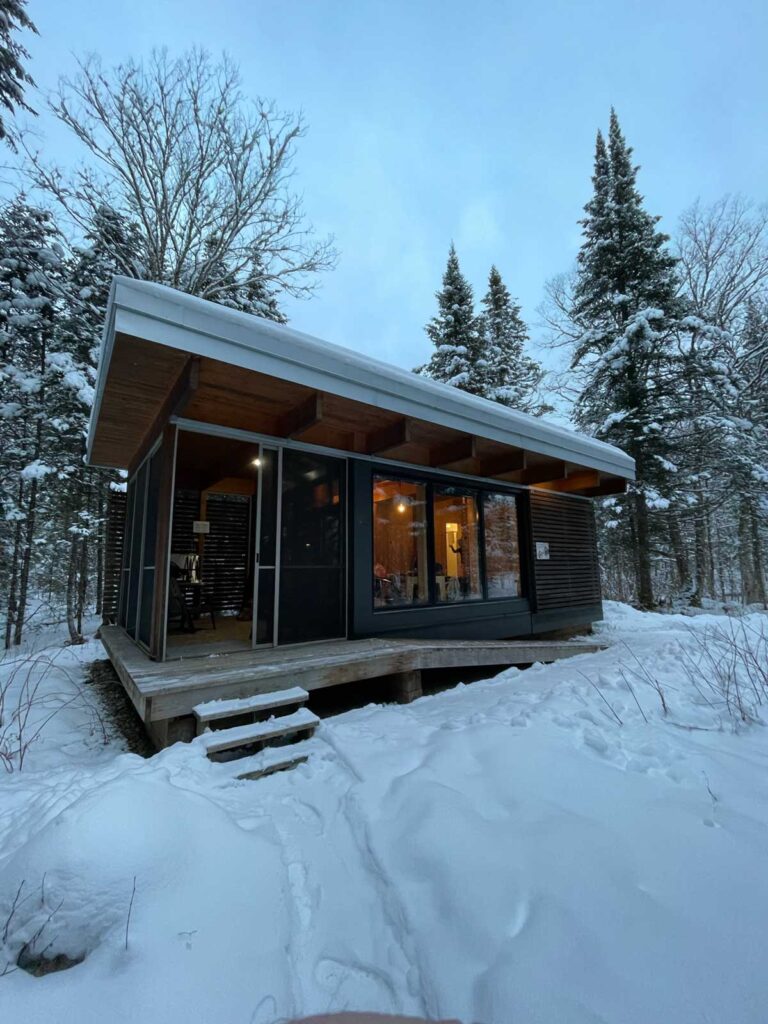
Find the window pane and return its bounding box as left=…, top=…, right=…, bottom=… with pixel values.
left=373, top=478, right=428, bottom=608
left=433, top=488, right=482, bottom=602
left=483, top=493, right=521, bottom=598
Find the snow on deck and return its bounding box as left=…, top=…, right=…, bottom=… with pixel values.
left=2, top=603, right=768, bottom=1023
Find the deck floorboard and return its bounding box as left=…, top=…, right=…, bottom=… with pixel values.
left=100, top=625, right=603, bottom=723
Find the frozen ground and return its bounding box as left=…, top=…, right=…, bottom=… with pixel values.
left=2, top=603, right=768, bottom=1023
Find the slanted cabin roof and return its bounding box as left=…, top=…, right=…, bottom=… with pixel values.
left=86, top=277, right=635, bottom=495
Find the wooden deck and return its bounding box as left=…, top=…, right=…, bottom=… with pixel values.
left=100, top=625, right=603, bottom=729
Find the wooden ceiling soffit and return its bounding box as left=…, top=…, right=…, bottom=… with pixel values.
left=129, top=356, right=200, bottom=476
left=366, top=418, right=414, bottom=456
left=278, top=392, right=323, bottom=439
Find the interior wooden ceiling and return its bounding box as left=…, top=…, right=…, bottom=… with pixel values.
left=90, top=333, right=626, bottom=497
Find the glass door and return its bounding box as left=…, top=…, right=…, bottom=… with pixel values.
left=277, top=449, right=346, bottom=645
left=252, top=446, right=278, bottom=646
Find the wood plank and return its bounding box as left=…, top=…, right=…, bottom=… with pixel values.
left=429, top=436, right=476, bottom=470
left=199, top=708, right=319, bottom=755
left=193, top=687, right=309, bottom=725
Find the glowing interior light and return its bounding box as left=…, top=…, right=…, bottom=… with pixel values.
left=397, top=502, right=406, bottom=513
left=251, top=457, right=261, bottom=467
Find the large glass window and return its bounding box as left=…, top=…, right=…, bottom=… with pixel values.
left=483, top=493, right=521, bottom=598
left=433, top=488, right=482, bottom=602
left=373, top=478, right=428, bottom=607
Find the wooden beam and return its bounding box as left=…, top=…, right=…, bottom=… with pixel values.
left=277, top=392, right=323, bottom=439
left=536, top=470, right=601, bottom=493
left=429, top=436, right=477, bottom=470
left=366, top=418, right=413, bottom=455
left=128, top=356, right=199, bottom=478
left=583, top=476, right=628, bottom=498
left=478, top=450, right=527, bottom=477
left=514, top=461, right=568, bottom=485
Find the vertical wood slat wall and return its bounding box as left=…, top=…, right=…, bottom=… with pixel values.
left=102, top=490, right=127, bottom=623
left=529, top=490, right=601, bottom=610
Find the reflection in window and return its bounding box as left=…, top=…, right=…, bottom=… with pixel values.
left=373, top=478, right=428, bottom=607
left=483, top=493, right=521, bottom=598
left=433, top=489, right=482, bottom=602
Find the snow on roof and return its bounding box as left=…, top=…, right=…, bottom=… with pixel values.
left=88, top=276, right=635, bottom=479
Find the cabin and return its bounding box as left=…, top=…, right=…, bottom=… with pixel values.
left=90, top=278, right=634, bottom=751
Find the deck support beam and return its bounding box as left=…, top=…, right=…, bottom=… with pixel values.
left=390, top=669, right=422, bottom=704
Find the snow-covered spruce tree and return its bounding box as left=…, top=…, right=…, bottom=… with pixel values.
left=0, top=198, right=66, bottom=646
left=195, top=239, right=287, bottom=323
left=419, top=244, right=485, bottom=395
left=570, top=111, right=684, bottom=609
left=0, top=0, right=36, bottom=147
left=479, top=265, right=548, bottom=413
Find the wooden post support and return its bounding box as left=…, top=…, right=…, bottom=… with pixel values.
left=391, top=669, right=422, bottom=704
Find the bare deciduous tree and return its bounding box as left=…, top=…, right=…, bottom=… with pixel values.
left=25, top=49, right=336, bottom=306
left=676, top=195, right=768, bottom=331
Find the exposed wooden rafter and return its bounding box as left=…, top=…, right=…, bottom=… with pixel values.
left=129, top=356, right=199, bottom=477
left=536, top=470, right=601, bottom=493
left=514, top=461, right=568, bottom=486
left=478, top=450, right=527, bottom=478
left=429, top=436, right=477, bottom=471
left=367, top=418, right=413, bottom=455
left=278, top=392, right=323, bottom=439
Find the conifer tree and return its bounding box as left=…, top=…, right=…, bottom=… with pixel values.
left=0, top=0, right=36, bottom=146
left=479, top=265, right=547, bottom=413
left=0, top=198, right=65, bottom=645
left=570, top=110, right=683, bottom=608
left=420, top=244, right=484, bottom=394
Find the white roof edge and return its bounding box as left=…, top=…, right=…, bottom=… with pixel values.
left=87, top=276, right=636, bottom=480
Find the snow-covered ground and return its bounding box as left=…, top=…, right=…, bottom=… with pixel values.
left=2, top=603, right=768, bottom=1023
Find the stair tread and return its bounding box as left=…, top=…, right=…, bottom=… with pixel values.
left=199, top=708, right=319, bottom=755
left=193, top=687, right=309, bottom=721
left=233, top=746, right=311, bottom=780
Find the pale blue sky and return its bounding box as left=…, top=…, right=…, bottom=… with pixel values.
left=16, top=0, right=768, bottom=372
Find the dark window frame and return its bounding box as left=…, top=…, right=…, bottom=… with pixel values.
left=370, top=466, right=527, bottom=615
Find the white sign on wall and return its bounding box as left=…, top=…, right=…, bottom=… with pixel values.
left=193, top=521, right=210, bottom=535
left=536, top=542, right=550, bottom=560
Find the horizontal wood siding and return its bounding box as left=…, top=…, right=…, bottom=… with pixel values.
left=102, top=490, right=127, bottom=623
left=530, top=490, right=601, bottom=610
left=203, top=493, right=251, bottom=615
left=170, top=489, right=199, bottom=556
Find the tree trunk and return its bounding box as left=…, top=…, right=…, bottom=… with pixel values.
left=750, top=504, right=767, bottom=607
left=4, top=481, right=24, bottom=650
left=667, top=511, right=690, bottom=595
left=66, top=531, right=79, bottom=643
left=691, top=487, right=708, bottom=607
left=633, top=489, right=654, bottom=609
left=14, top=476, right=38, bottom=646
left=738, top=499, right=757, bottom=604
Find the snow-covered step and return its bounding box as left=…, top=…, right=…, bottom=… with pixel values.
left=193, top=687, right=309, bottom=733
left=233, top=746, right=310, bottom=781
left=199, top=707, right=319, bottom=759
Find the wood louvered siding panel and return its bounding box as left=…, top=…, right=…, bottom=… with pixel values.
left=170, top=489, right=199, bottom=556
left=529, top=490, right=601, bottom=610
left=102, top=490, right=127, bottom=623
left=203, top=493, right=251, bottom=614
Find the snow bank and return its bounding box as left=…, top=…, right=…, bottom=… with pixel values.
left=2, top=604, right=768, bottom=1023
